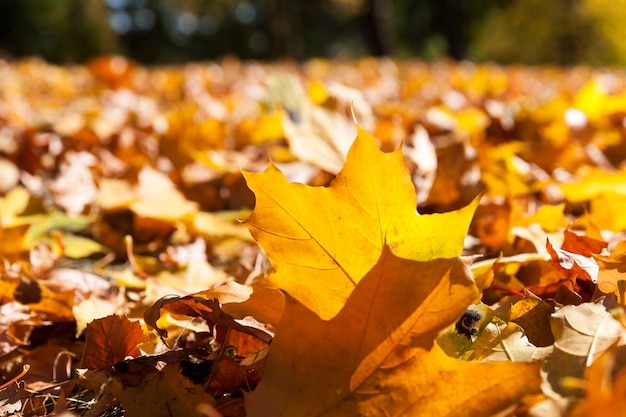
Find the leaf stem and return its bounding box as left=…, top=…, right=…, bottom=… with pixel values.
left=586, top=311, right=609, bottom=368
left=490, top=286, right=525, bottom=297
left=124, top=235, right=157, bottom=280
left=0, top=364, right=30, bottom=390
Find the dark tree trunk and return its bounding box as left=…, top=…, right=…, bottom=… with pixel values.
left=361, top=0, right=394, bottom=56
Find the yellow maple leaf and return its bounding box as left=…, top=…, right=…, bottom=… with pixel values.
left=588, top=193, right=626, bottom=231
left=572, top=78, right=607, bottom=124
left=559, top=168, right=626, bottom=202
left=243, top=126, right=479, bottom=319
left=245, top=247, right=540, bottom=417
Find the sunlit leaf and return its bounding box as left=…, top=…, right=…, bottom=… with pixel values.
left=243, top=126, right=478, bottom=319
left=542, top=302, right=626, bottom=397
left=245, top=247, right=540, bottom=417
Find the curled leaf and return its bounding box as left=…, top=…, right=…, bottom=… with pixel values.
left=144, top=294, right=272, bottom=344
left=547, top=238, right=598, bottom=282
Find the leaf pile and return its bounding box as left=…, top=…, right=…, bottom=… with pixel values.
left=0, top=56, right=626, bottom=416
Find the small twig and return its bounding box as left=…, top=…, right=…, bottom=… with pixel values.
left=171, top=317, right=197, bottom=350
left=494, top=323, right=515, bottom=361
left=0, top=364, right=29, bottom=390
left=217, top=327, right=233, bottom=360
left=491, top=286, right=525, bottom=297
left=125, top=235, right=158, bottom=280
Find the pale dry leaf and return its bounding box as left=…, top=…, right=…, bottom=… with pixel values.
left=51, top=151, right=97, bottom=215
left=542, top=302, right=626, bottom=398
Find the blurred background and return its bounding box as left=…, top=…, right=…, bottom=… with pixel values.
left=0, top=0, right=624, bottom=65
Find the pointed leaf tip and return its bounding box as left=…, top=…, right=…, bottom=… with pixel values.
left=244, top=126, right=479, bottom=319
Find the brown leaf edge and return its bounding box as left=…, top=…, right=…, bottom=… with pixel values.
left=144, top=295, right=273, bottom=344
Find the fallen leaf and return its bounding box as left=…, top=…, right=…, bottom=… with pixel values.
left=471, top=319, right=547, bottom=362
left=45, top=268, right=111, bottom=299
left=114, top=362, right=220, bottom=417
left=568, top=344, right=626, bottom=417
left=479, top=142, right=544, bottom=198
left=144, top=294, right=272, bottom=344
left=60, top=234, right=107, bottom=258
left=592, top=250, right=626, bottom=293
left=588, top=193, right=626, bottom=231
left=509, top=291, right=555, bottom=347
left=551, top=303, right=626, bottom=358
left=542, top=302, right=626, bottom=397
left=50, top=151, right=97, bottom=215
left=0, top=365, right=28, bottom=417
left=23, top=211, right=91, bottom=248
left=438, top=302, right=551, bottom=363
left=559, top=168, right=626, bottom=202
left=192, top=210, right=255, bottom=242
left=513, top=202, right=569, bottom=233
left=560, top=230, right=607, bottom=257
left=266, top=73, right=356, bottom=174
left=472, top=202, right=511, bottom=251
left=217, top=281, right=285, bottom=328
left=243, top=126, right=478, bottom=319
left=73, top=297, right=119, bottom=336
left=0, top=187, right=31, bottom=225
left=344, top=344, right=541, bottom=417
left=132, top=167, right=199, bottom=221
left=157, top=239, right=231, bottom=294
left=0, top=302, right=40, bottom=357
left=95, top=167, right=198, bottom=222
left=402, top=125, right=437, bottom=204
left=0, top=159, right=19, bottom=195
left=82, top=315, right=148, bottom=370
left=0, top=381, right=23, bottom=417
left=27, top=285, right=76, bottom=322
left=206, top=356, right=262, bottom=398
left=422, top=134, right=483, bottom=211
left=94, top=177, right=136, bottom=211
left=88, top=55, right=136, bottom=88
left=547, top=239, right=599, bottom=283
left=14, top=55, right=626, bottom=417
left=22, top=342, right=75, bottom=388
left=246, top=247, right=538, bottom=416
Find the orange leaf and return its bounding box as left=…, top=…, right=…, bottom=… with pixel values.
left=561, top=230, right=607, bottom=257
left=546, top=239, right=598, bottom=282
left=245, top=247, right=539, bottom=416
left=592, top=250, right=626, bottom=293
left=82, top=315, right=148, bottom=370
left=568, top=345, right=626, bottom=417
left=144, top=295, right=272, bottom=344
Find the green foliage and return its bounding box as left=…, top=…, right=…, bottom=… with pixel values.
left=0, top=0, right=114, bottom=63
left=469, top=0, right=626, bottom=65
left=1, top=0, right=626, bottom=65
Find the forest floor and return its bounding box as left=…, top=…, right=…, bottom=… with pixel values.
left=0, top=56, right=625, bottom=416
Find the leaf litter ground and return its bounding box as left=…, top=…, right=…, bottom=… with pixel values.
left=0, top=56, right=626, bottom=416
